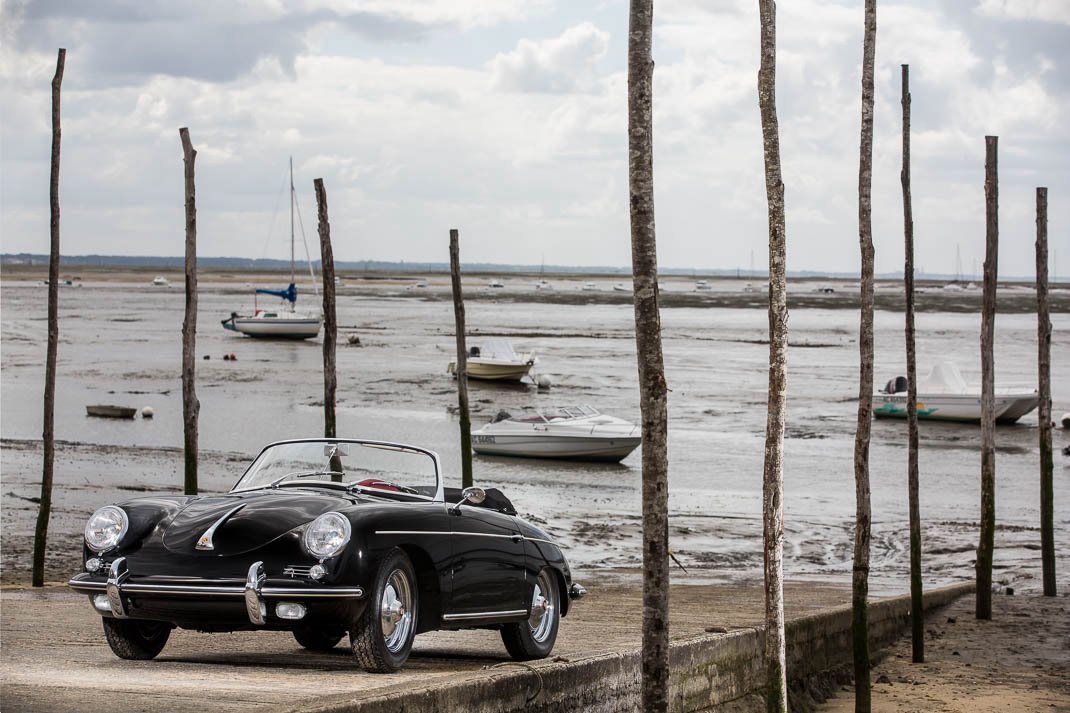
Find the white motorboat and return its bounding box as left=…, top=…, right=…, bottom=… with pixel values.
left=472, top=405, right=641, bottom=462
left=581, top=281, right=598, bottom=291
left=222, top=159, right=322, bottom=340
left=151, top=276, right=169, bottom=286
left=873, top=361, right=1039, bottom=424
left=695, top=280, right=711, bottom=291
left=447, top=339, right=537, bottom=382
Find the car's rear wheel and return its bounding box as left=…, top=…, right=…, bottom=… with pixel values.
left=293, top=627, right=345, bottom=651
left=351, top=548, right=418, bottom=672
left=102, top=618, right=172, bottom=660
left=501, top=569, right=559, bottom=661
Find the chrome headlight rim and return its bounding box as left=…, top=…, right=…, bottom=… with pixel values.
left=84, top=505, right=129, bottom=553
left=302, top=511, right=352, bottom=559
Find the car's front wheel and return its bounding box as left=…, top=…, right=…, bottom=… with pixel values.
left=102, top=618, right=172, bottom=660
left=501, top=569, right=560, bottom=661
left=293, top=627, right=345, bottom=651
left=351, top=548, right=418, bottom=672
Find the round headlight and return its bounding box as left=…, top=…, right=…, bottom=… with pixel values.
left=85, top=505, right=128, bottom=553
left=302, top=512, right=351, bottom=559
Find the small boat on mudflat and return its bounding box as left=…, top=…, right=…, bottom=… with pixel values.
left=86, top=405, right=137, bottom=419
left=873, top=361, right=1038, bottom=424
left=472, top=405, right=641, bottom=462
left=448, top=339, right=536, bottom=382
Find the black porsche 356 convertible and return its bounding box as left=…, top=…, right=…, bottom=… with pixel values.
left=68, top=438, right=585, bottom=672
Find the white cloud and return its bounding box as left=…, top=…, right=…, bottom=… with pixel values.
left=489, top=23, right=610, bottom=94
left=975, top=0, right=1070, bottom=26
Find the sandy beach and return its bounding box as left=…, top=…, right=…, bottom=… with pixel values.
left=816, top=592, right=1070, bottom=713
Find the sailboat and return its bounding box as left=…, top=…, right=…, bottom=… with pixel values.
left=222, top=159, right=323, bottom=339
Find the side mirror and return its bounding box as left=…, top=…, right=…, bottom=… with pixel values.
left=461, top=486, right=486, bottom=505
left=451, top=486, right=486, bottom=515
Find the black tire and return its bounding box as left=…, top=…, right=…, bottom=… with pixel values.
left=293, top=627, right=345, bottom=651
left=501, top=569, right=560, bottom=661
left=102, top=618, right=172, bottom=660
left=350, top=548, right=418, bottom=673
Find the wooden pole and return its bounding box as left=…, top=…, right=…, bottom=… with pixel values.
left=976, top=135, right=998, bottom=620
left=757, top=2, right=788, bottom=710
left=901, top=64, right=924, bottom=663
left=316, top=178, right=337, bottom=443
left=32, top=47, right=65, bottom=588
left=852, top=1, right=877, bottom=708
left=448, top=229, right=473, bottom=489
left=1035, top=186, right=1055, bottom=597
left=179, top=127, right=199, bottom=496
left=628, top=2, right=670, bottom=710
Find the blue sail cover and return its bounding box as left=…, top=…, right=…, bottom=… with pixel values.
left=255, top=283, right=297, bottom=304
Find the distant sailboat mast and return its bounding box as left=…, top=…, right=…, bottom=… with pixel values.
left=290, top=156, right=296, bottom=287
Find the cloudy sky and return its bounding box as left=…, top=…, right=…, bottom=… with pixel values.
left=2, top=0, right=1067, bottom=277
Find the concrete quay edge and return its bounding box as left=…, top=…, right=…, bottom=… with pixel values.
left=289, top=581, right=975, bottom=713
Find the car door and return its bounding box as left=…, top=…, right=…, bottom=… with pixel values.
left=447, top=503, right=527, bottom=617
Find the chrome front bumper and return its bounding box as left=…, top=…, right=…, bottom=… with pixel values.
left=68, top=558, right=364, bottom=625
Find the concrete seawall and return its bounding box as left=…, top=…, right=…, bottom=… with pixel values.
left=294, top=582, right=974, bottom=713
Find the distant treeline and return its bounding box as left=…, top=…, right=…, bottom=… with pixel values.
left=0, top=252, right=1041, bottom=282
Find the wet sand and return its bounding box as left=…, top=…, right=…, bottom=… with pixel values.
left=816, top=593, right=1070, bottom=713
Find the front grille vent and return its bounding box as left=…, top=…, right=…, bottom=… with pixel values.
left=282, top=565, right=313, bottom=579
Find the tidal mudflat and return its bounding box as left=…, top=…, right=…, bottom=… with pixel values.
left=2, top=272, right=1067, bottom=594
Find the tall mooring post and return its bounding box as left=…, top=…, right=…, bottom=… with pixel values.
left=448, top=229, right=473, bottom=489
left=179, top=127, right=199, bottom=496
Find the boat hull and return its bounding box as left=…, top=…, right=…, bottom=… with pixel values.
left=472, top=433, right=641, bottom=462
left=222, top=316, right=321, bottom=340
left=448, top=361, right=534, bottom=382
left=872, top=392, right=1039, bottom=424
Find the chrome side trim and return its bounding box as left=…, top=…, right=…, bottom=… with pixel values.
left=524, top=537, right=560, bottom=546
left=376, top=530, right=515, bottom=540
left=67, top=576, right=364, bottom=600
left=196, top=504, right=246, bottom=551
left=442, top=609, right=528, bottom=622
left=106, top=557, right=130, bottom=618
left=245, top=561, right=266, bottom=625
left=375, top=530, right=563, bottom=547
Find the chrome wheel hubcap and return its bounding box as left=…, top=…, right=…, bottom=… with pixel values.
left=380, top=569, right=413, bottom=653
left=527, top=571, right=556, bottom=643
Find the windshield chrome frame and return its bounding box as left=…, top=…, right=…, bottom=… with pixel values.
left=231, top=438, right=444, bottom=503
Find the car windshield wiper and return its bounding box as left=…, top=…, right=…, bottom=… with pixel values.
left=269, top=471, right=345, bottom=488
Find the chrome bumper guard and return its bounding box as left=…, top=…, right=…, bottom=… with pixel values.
left=69, top=558, right=364, bottom=625
left=568, top=582, right=587, bottom=600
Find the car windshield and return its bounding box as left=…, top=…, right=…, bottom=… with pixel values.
left=232, top=440, right=439, bottom=499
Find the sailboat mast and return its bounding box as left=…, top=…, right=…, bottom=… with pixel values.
left=289, top=157, right=296, bottom=285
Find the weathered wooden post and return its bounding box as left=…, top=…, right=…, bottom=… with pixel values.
left=901, top=63, right=924, bottom=663
left=179, top=127, right=199, bottom=496
left=628, top=1, right=670, bottom=710
left=853, top=1, right=877, bottom=708
left=1035, top=186, right=1055, bottom=597
left=757, top=2, right=788, bottom=709
left=448, top=229, right=473, bottom=489
left=32, top=47, right=65, bottom=588
left=976, top=136, right=998, bottom=620
left=316, top=178, right=337, bottom=445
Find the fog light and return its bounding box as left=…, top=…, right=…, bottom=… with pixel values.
left=308, top=564, right=326, bottom=581
left=275, top=602, right=307, bottom=620
left=92, top=593, right=111, bottom=613
left=86, top=558, right=104, bottom=573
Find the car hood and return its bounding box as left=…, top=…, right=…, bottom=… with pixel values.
left=161, top=488, right=355, bottom=556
